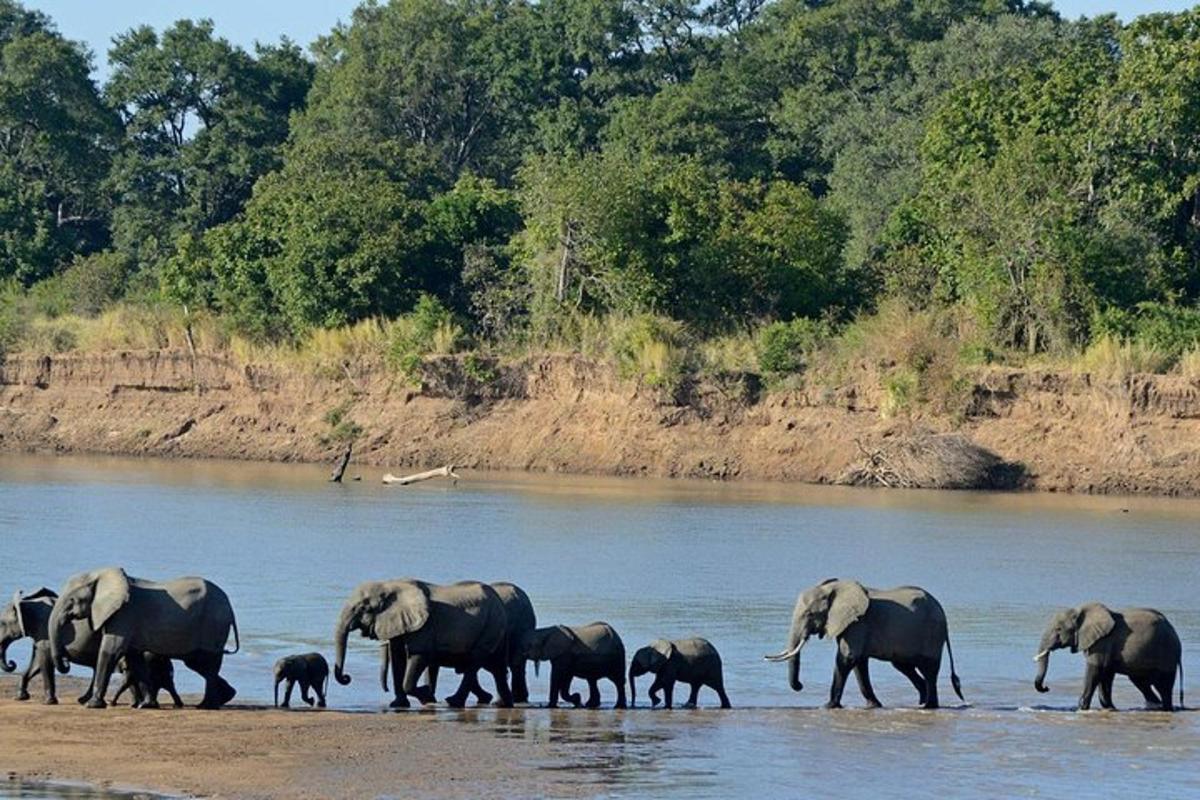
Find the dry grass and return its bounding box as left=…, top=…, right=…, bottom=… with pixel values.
left=697, top=331, right=758, bottom=374
left=1074, top=336, right=1172, bottom=383
left=1176, top=347, right=1200, bottom=381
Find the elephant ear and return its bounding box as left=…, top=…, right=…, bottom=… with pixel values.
left=1076, top=604, right=1116, bottom=653
left=91, top=568, right=131, bottom=630
left=543, top=626, right=578, bottom=660
left=650, top=639, right=676, bottom=665
left=374, top=582, right=430, bottom=641
left=826, top=581, right=870, bottom=639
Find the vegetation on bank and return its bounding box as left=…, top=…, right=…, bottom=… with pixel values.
left=4, top=0, right=1200, bottom=412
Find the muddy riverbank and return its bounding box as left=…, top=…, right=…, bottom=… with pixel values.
left=3, top=350, right=1200, bottom=495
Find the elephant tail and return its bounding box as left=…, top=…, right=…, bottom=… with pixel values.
left=945, top=633, right=964, bottom=703
left=1179, top=658, right=1185, bottom=710
left=224, top=615, right=241, bottom=655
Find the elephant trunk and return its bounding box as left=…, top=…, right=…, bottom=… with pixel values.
left=1033, top=651, right=1051, bottom=693
left=48, top=603, right=71, bottom=675
left=788, top=650, right=803, bottom=693
left=0, top=638, right=15, bottom=672
left=628, top=664, right=643, bottom=707
left=379, top=643, right=390, bottom=692
left=333, top=608, right=353, bottom=686
left=274, top=677, right=280, bottom=708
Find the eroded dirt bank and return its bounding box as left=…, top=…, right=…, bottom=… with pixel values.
left=0, top=687, right=596, bottom=800
left=3, top=350, right=1200, bottom=495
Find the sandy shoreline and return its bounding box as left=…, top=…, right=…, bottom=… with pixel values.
left=0, top=679, right=600, bottom=799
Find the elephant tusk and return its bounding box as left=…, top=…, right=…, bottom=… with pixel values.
left=1033, top=651, right=1049, bottom=662
left=764, top=641, right=805, bottom=662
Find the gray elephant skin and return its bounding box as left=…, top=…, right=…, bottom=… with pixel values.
left=1034, top=603, right=1185, bottom=711
left=48, top=567, right=241, bottom=709
left=418, top=580, right=538, bottom=706
left=111, top=651, right=184, bottom=709
left=766, top=579, right=963, bottom=709
left=334, top=578, right=513, bottom=708
left=523, top=622, right=627, bottom=708
left=275, top=652, right=330, bottom=708
left=629, top=637, right=731, bottom=709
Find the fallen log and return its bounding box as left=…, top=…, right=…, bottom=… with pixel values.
left=382, top=465, right=461, bottom=486
left=330, top=444, right=352, bottom=483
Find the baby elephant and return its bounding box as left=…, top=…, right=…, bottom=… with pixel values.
left=112, top=652, right=184, bottom=709
left=629, top=638, right=731, bottom=709
left=522, top=622, right=626, bottom=709
left=1034, top=603, right=1184, bottom=711
left=274, top=653, right=330, bottom=708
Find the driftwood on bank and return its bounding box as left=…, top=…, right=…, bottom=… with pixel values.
left=382, top=465, right=461, bottom=486
left=838, top=432, right=1023, bottom=490
left=329, top=444, right=352, bottom=483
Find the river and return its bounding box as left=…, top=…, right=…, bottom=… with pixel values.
left=0, top=454, right=1197, bottom=798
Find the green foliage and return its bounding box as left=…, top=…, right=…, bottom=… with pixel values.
left=1092, top=303, right=1200, bottom=363
left=611, top=314, right=688, bottom=390
left=321, top=401, right=363, bottom=444
left=756, top=318, right=831, bottom=376
left=387, top=294, right=465, bottom=377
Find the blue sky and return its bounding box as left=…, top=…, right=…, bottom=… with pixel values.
left=24, top=0, right=1198, bottom=76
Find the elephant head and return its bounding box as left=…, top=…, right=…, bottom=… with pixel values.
left=333, top=580, right=430, bottom=686
left=0, top=588, right=57, bottom=673
left=1033, top=604, right=1115, bottom=693
left=49, top=568, right=130, bottom=674
left=521, top=625, right=577, bottom=676
left=765, top=579, right=869, bottom=692
left=628, top=640, right=674, bottom=707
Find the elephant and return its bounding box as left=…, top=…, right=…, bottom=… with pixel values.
left=49, top=567, right=240, bottom=709
left=765, top=579, right=963, bottom=709
left=419, top=580, right=538, bottom=706
left=521, top=622, right=627, bottom=709
left=274, top=652, right=330, bottom=709
left=1, top=588, right=63, bottom=704
left=111, top=651, right=184, bottom=709
left=629, top=638, right=731, bottom=709
left=1033, top=603, right=1185, bottom=711
left=333, top=578, right=512, bottom=709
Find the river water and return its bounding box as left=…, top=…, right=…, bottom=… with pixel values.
left=0, top=454, right=1197, bottom=798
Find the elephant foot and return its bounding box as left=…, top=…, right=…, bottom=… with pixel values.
left=493, top=697, right=513, bottom=709
left=317, top=699, right=326, bottom=709
left=864, top=700, right=883, bottom=709
left=474, top=690, right=494, bottom=705
left=585, top=698, right=601, bottom=709
left=566, top=693, right=583, bottom=708
left=140, top=699, right=160, bottom=710
left=15, top=689, right=30, bottom=702
left=445, top=693, right=468, bottom=709
left=76, top=692, right=91, bottom=706
left=823, top=701, right=843, bottom=710
left=42, top=696, right=58, bottom=706
left=614, top=700, right=627, bottom=709
left=411, top=686, right=437, bottom=706
left=681, top=701, right=697, bottom=709
left=280, top=701, right=290, bottom=709
left=650, top=696, right=661, bottom=708
left=304, top=697, right=315, bottom=707
left=388, top=696, right=410, bottom=709
left=86, top=697, right=107, bottom=709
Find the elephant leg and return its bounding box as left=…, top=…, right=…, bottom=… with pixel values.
left=711, top=677, right=732, bottom=709
left=585, top=678, right=602, bottom=709
left=1153, top=670, right=1176, bottom=712
left=36, top=646, right=57, bottom=705
left=891, top=663, right=924, bottom=706
left=88, top=637, right=127, bottom=709
left=445, top=670, right=475, bottom=708
left=825, top=655, right=851, bottom=709
left=661, top=679, right=674, bottom=709
left=547, top=664, right=571, bottom=708
left=471, top=672, right=495, bottom=705
left=426, top=665, right=440, bottom=697
left=185, top=651, right=235, bottom=710
left=77, top=678, right=94, bottom=706
left=510, top=657, right=530, bottom=704
left=683, top=682, right=701, bottom=709
left=301, top=678, right=316, bottom=706
left=483, top=652, right=513, bottom=708
left=558, top=664, right=582, bottom=707
left=166, top=675, right=184, bottom=709
left=388, top=641, right=409, bottom=708
left=853, top=661, right=883, bottom=709
left=612, top=668, right=627, bottom=710
left=402, top=652, right=436, bottom=705
left=281, top=678, right=295, bottom=708
left=1098, top=671, right=1115, bottom=710
left=315, top=678, right=327, bottom=709
left=918, top=657, right=941, bottom=709
left=1077, top=662, right=1101, bottom=711
left=17, top=657, right=37, bottom=701
left=1129, top=675, right=1162, bottom=709
left=648, top=675, right=665, bottom=707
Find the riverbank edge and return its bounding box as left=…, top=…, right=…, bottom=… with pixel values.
left=2, top=349, right=1200, bottom=496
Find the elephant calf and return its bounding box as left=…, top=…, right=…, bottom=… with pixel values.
left=629, top=638, right=731, bottom=709
left=523, top=622, right=626, bottom=709
left=112, top=652, right=184, bottom=709
left=1034, top=603, right=1185, bottom=711
left=275, top=652, right=330, bottom=709
left=1, top=589, right=61, bottom=704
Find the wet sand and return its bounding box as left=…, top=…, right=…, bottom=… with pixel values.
left=0, top=680, right=596, bottom=800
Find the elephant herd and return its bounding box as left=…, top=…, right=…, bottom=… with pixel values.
left=0, top=569, right=1188, bottom=714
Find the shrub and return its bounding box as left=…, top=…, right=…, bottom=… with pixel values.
left=387, top=294, right=466, bottom=378
left=756, top=317, right=832, bottom=376
left=1092, top=303, right=1200, bottom=364
left=1077, top=335, right=1172, bottom=381
left=611, top=314, right=688, bottom=390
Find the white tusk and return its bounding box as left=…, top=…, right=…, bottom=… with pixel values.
left=764, top=640, right=805, bottom=662
left=1032, top=651, right=1049, bottom=662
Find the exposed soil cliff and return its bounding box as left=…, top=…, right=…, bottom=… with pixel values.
left=3, top=349, right=1200, bottom=495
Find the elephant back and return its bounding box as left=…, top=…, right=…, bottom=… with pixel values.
left=430, top=581, right=507, bottom=658
left=146, top=577, right=236, bottom=654
left=492, top=582, right=537, bottom=635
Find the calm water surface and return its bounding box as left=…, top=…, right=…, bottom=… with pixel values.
left=0, top=455, right=1198, bottom=799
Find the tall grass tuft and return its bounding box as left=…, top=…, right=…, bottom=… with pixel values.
left=1075, top=336, right=1172, bottom=382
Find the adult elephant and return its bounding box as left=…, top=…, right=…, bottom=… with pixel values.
left=334, top=579, right=512, bottom=708
left=765, top=579, right=963, bottom=709
left=417, top=580, right=537, bottom=706
left=1033, top=603, right=1184, bottom=711
left=48, top=567, right=240, bottom=709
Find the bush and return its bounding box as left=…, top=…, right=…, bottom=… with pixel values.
left=611, top=314, right=688, bottom=390
left=387, top=295, right=466, bottom=378
left=756, top=317, right=832, bottom=376
left=1092, top=303, right=1200, bottom=364
left=1077, top=335, right=1172, bottom=381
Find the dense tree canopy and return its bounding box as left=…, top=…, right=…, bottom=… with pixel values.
left=6, top=0, right=1200, bottom=358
